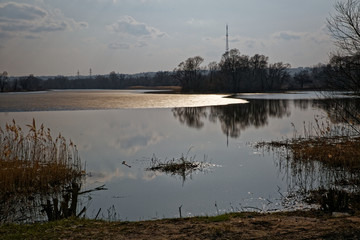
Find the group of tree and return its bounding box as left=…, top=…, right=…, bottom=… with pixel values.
left=174, top=50, right=329, bottom=93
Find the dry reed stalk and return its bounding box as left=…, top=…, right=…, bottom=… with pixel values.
left=0, top=119, right=83, bottom=196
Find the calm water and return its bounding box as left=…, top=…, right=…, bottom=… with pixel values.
left=0, top=90, right=340, bottom=221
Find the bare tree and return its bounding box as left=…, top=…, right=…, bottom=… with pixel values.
left=266, top=62, right=291, bottom=91
left=250, top=54, right=268, bottom=91
left=327, top=0, right=360, bottom=94
left=326, top=0, right=360, bottom=132
left=0, top=71, right=8, bottom=92
left=174, top=56, right=204, bottom=92
left=327, top=0, right=360, bottom=57
left=219, top=49, right=251, bottom=92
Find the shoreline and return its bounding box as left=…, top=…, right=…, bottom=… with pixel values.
left=2, top=210, right=360, bottom=239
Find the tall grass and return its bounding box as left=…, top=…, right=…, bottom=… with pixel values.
left=254, top=116, right=360, bottom=212
left=0, top=119, right=84, bottom=223
left=257, top=116, right=360, bottom=172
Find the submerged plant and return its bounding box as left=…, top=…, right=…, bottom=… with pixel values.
left=0, top=119, right=84, bottom=223
left=146, top=152, right=214, bottom=184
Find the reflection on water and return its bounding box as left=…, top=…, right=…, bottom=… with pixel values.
left=0, top=90, right=246, bottom=111
left=1, top=91, right=359, bottom=221
left=253, top=96, right=360, bottom=212
left=173, top=97, right=360, bottom=141
left=173, top=99, right=291, bottom=140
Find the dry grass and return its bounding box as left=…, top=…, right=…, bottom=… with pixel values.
left=0, top=119, right=83, bottom=195
left=254, top=116, right=360, bottom=212
left=146, top=153, right=211, bottom=184
left=0, top=119, right=84, bottom=223
left=147, top=156, right=199, bottom=173
left=2, top=211, right=360, bottom=240
left=258, top=136, right=360, bottom=173
left=255, top=116, right=360, bottom=172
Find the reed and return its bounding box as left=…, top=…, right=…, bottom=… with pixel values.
left=146, top=153, right=210, bottom=184
left=254, top=116, right=360, bottom=212
left=0, top=119, right=84, bottom=223
left=0, top=119, right=82, bottom=195
left=256, top=116, right=360, bottom=172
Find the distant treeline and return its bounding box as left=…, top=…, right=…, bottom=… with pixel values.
left=0, top=71, right=177, bottom=92
left=173, top=49, right=329, bottom=93
left=0, top=49, right=332, bottom=93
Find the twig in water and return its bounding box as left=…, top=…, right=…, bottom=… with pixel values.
left=95, top=208, right=101, bottom=220
left=215, top=201, right=219, bottom=215
left=179, top=205, right=182, bottom=218
left=77, top=206, right=86, bottom=218
left=79, top=185, right=108, bottom=195
left=122, top=161, right=131, bottom=168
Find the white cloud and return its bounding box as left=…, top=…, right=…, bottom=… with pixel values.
left=186, top=18, right=210, bottom=26
left=271, top=29, right=330, bottom=44
left=108, top=42, right=130, bottom=50
left=108, top=15, right=166, bottom=38
left=0, top=2, right=46, bottom=20
left=202, top=26, right=332, bottom=66
left=0, top=2, right=88, bottom=39
left=273, top=31, right=302, bottom=41
left=107, top=15, right=167, bottom=50
left=107, top=122, right=166, bottom=156
left=110, top=132, right=165, bottom=155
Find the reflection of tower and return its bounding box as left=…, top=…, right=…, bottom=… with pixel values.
left=226, top=24, right=229, bottom=54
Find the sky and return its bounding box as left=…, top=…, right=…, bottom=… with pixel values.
left=0, top=0, right=339, bottom=77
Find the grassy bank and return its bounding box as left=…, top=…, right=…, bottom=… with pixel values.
left=1, top=211, right=360, bottom=240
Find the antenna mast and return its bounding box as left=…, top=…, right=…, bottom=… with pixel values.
left=226, top=24, right=229, bottom=54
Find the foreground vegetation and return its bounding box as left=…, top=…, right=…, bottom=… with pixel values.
left=254, top=115, right=360, bottom=213
left=0, top=120, right=84, bottom=223
left=1, top=210, right=360, bottom=240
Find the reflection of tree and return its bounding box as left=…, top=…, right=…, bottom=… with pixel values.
left=293, top=99, right=313, bottom=110
left=314, top=98, right=360, bottom=129
left=172, top=107, right=207, bottom=129
left=172, top=99, right=292, bottom=139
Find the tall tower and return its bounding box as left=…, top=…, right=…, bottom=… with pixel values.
left=226, top=24, right=229, bottom=54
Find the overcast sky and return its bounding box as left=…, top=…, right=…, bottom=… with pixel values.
left=0, top=0, right=339, bottom=76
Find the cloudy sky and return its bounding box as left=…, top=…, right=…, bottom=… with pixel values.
left=0, top=0, right=338, bottom=76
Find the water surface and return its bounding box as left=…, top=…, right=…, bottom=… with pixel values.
left=0, top=90, right=342, bottom=220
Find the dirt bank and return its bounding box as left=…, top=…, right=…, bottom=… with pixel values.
left=2, top=211, right=360, bottom=239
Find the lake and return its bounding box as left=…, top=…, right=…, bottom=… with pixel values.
left=0, top=90, right=346, bottom=221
